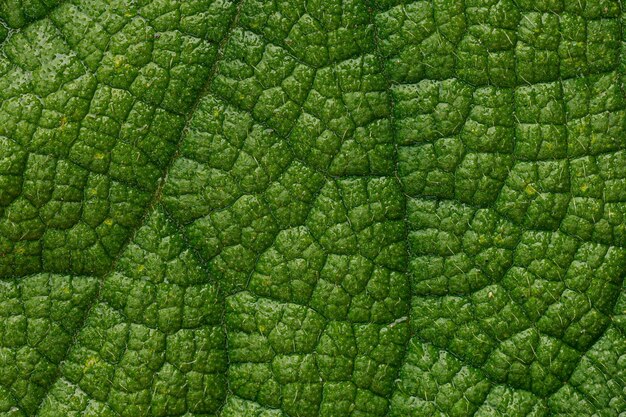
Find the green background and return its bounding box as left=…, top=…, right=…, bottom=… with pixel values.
left=0, top=0, right=624, bottom=415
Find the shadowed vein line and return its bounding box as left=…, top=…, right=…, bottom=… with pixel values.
left=29, top=1, right=245, bottom=415
left=367, top=2, right=412, bottom=414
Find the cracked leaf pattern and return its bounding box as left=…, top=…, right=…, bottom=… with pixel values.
left=0, top=0, right=237, bottom=276
left=0, top=0, right=624, bottom=416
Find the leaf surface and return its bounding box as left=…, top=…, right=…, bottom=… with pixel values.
left=0, top=0, right=624, bottom=416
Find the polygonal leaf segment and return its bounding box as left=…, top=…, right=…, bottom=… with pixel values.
left=37, top=207, right=227, bottom=417
left=386, top=0, right=626, bottom=410
left=0, top=0, right=238, bottom=277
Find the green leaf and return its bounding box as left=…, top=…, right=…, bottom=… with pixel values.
left=0, top=0, right=624, bottom=416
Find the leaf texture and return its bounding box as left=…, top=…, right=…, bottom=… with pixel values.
left=0, top=0, right=624, bottom=416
